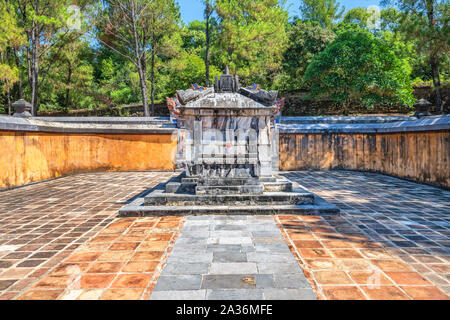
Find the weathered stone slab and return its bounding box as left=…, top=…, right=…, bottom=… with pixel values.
left=176, top=88, right=214, bottom=105
left=150, top=290, right=207, bottom=300
left=206, top=289, right=264, bottom=300
left=154, top=275, right=203, bottom=291
left=149, top=216, right=317, bottom=300
left=119, top=194, right=340, bottom=217
left=238, top=88, right=278, bottom=105
left=263, top=288, right=317, bottom=300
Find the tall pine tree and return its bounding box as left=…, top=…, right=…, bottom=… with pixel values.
left=215, top=0, right=288, bottom=85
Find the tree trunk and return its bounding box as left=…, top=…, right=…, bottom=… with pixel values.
left=131, top=4, right=150, bottom=117
left=7, top=88, right=11, bottom=116
left=343, top=99, right=349, bottom=116
left=65, top=61, right=72, bottom=110
left=13, top=49, right=23, bottom=99
left=430, top=55, right=442, bottom=113
left=30, top=0, right=40, bottom=116
left=26, top=46, right=32, bottom=90
left=138, top=63, right=150, bottom=117
left=205, top=2, right=211, bottom=87
left=151, top=46, right=155, bottom=116
left=31, top=30, right=39, bottom=116
left=426, top=1, right=442, bottom=113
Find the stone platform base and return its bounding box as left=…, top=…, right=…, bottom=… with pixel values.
left=118, top=174, right=340, bottom=217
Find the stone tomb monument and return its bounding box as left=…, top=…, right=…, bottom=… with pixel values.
left=119, top=69, right=339, bottom=216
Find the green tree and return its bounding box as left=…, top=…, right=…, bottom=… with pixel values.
left=202, top=0, right=214, bottom=86
left=381, top=0, right=449, bottom=113
left=215, top=0, right=288, bottom=85
left=40, top=37, right=95, bottom=111
left=380, top=7, right=402, bottom=31
left=156, top=51, right=220, bottom=99
left=147, top=0, right=180, bottom=114
left=182, top=20, right=207, bottom=54
left=299, top=0, right=344, bottom=28
left=95, top=50, right=141, bottom=107
left=277, top=21, right=335, bottom=91
left=98, top=0, right=180, bottom=116
left=0, top=1, right=25, bottom=114
left=342, top=7, right=372, bottom=28
left=305, top=29, right=415, bottom=114
left=11, top=0, right=79, bottom=115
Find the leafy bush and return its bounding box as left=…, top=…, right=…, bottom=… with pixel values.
left=305, top=29, right=415, bottom=111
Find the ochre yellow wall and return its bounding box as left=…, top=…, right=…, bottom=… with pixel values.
left=2, top=130, right=448, bottom=190
left=0, top=131, right=177, bottom=189
left=280, top=131, right=450, bottom=188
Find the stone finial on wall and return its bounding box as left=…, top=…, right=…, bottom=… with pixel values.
left=414, top=98, right=432, bottom=118
left=12, top=99, right=32, bottom=117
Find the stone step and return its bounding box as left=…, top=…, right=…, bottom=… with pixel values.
left=119, top=196, right=340, bottom=217
left=144, top=190, right=314, bottom=206
left=166, top=182, right=196, bottom=194
left=196, top=184, right=265, bottom=195
left=263, top=181, right=293, bottom=192
left=197, top=178, right=261, bottom=186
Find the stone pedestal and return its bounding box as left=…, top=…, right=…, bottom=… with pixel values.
left=119, top=70, right=339, bottom=217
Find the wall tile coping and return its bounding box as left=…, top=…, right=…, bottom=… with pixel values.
left=281, top=116, right=415, bottom=124
left=277, top=115, right=450, bottom=134
left=0, top=115, right=448, bottom=134
left=0, top=116, right=177, bottom=134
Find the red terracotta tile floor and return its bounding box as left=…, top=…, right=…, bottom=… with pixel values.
left=0, top=171, right=449, bottom=300
left=276, top=171, right=450, bottom=300
left=0, top=172, right=183, bottom=300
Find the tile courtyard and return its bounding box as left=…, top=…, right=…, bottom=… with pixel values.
left=0, top=171, right=448, bottom=300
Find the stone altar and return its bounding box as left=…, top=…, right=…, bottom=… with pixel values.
left=119, top=69, right=339, bottom=216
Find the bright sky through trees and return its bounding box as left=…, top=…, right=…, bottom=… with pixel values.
left=177, top=0, right=379, bottom=23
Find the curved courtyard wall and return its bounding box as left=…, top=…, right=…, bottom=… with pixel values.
left=0, top=115, right=448, bottom=190
left=0, top=117, right=177, bottom=189
left=278, top=116, right=450, bottom=188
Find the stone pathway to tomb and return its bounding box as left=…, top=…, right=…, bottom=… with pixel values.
left=150, top=216, right=316, bottom=300
left=0, top=171, right=449, bottom=300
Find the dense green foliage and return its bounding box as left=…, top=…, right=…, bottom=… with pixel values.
left=0, top=0, right=448, bottom=115
left=305, top=29, right=415, bottom=111
left=276, top=21, right=335, bottom=91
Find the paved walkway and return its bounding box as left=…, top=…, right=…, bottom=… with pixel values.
left=0, top=171, right=448, bottom=300
left=150, top=216, right=315, bottom=300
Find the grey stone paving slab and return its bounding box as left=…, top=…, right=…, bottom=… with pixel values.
left=170, top=244, right=208, bottom=252
left=254, top=243, right=292, bottom=253
left=247, top=252, right=294, bottom=263
left=207, top=244, right=242, bottom=252
left=175, top=237, right=209, bottom=244
left=253, top=237, right=285, bottom=244
left=154, top=275, right=202, bottom=291
left=178, top=231, right=210, bottom=238
left=213, top=224, right=248, bottom=231
left=150, top=290, right=207, bottom=300
left=207, top=237, right=253, bottom=245
left=273, top=274, right=311, bottom=289
left=167, top=252, right=213, bottom=263
left=213, top=251, right=247, bottom=262
left=201, top=275, right=273, bottom=290
left=162, top=263, right=210, bottom=275
left=258, top=262, right=304, bottom=274
left=206, top=289, right=264, bottom=300
left=263, top=289, right=317, bottom=300
left=150, top=215, right=317, bottom=300
left=210, top=263, right=258, bottom=274
left=212, top=230, right=253, bottom=237
left=251, top=231, right=284, bottom=237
